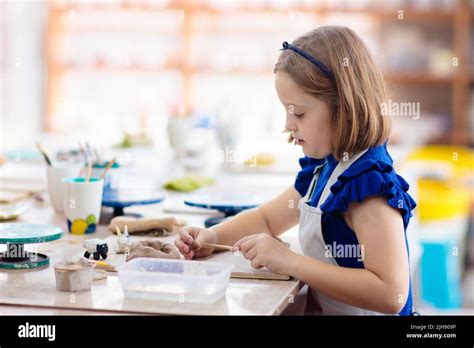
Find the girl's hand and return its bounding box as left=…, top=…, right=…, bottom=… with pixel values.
left=233, top=233, right=298, bottom=275
left=174, top=226, right=218, bottom=260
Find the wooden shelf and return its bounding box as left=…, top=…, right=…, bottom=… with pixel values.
left=429, top=130, right=474, bottom=146
left=48, top=62, right=271, bottom=75
left=385, top=72, right=453, bottom=86
left=49, top=63, right=465, bottom=83
left=49, top=2, right=180, bottom=13
left=49, top=25, right=180, bottom=34
left=49, top=2, right=455, bottom=22
left=45, top=0, right=473, bottom=145
left=49, top=63, right=182, bottom=74
left=363, top=8, right=453, bottom=22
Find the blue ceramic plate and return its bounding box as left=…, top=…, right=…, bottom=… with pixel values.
left=184, top=192, right=266, bottom=215
left=102, top=189, right=166, bottom=208
left=0, top=223, right=63, bottom=244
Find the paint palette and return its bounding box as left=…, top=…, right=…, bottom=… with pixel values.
left=102, top=188, right=166, bottom=217
left=0, top=223, right=63, bottom=269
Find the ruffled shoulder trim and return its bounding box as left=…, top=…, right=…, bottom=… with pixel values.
left=321, top=158, right=417, bottom=228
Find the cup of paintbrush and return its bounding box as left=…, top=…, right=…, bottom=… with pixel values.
left=46, top=163, right=83, bottom=213
left=39, top=142, right=83, bottom=213
left=62, top=175, right=104, bottom=234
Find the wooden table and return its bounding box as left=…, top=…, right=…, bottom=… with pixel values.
left=0, top=168, right=302, bottom=316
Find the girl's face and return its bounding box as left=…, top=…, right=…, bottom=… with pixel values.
left=274, top=71, right=332, bottom=159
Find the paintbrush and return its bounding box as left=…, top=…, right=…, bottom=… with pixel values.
left=36, top=142, right=53, bottom=166
left=84, top=141, right=95, bottom=163
left=93, top=147, right=102, bottom=165
left=78, top=142, right=88, bottom=163
left=86, top=141, right=99, bottom=164
left=100, top=157, right=117, bottom=180
left=200, top=242, right=234, bottom=251
left=85, top=162, right=92, bottom=181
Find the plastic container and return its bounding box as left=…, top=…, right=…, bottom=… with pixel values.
left=116, top=258, right=233, bottom=304
left=405, top=145, right=473, bottom=309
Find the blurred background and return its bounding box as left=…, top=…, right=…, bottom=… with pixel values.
left=0, top=0, right=473, bottom=314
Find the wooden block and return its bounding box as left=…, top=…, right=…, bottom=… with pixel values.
left=231, top=271, right=290, bottom=281
left=202, top=250, right=291, bottom=281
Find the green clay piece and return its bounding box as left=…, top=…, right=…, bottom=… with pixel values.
left=163, top=176, right=215, bottom=192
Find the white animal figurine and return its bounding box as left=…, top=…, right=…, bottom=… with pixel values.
left=115, top=225, right=131, bottom=254
left=83, top=238, right=108, bottom=260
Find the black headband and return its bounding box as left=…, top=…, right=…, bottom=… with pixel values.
left=280, top=41, right=335, bottom=82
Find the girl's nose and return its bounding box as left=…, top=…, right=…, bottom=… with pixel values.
left=285, top=117, right=297, bottom=133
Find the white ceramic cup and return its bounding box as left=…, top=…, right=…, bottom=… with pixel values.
left=62, top=177, right=104, bottom=234
left=46, top=164, right=83, bottom=213
left=167, top=117, right=190, bottom=159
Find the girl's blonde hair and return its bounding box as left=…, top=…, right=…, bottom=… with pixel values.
left=275, top=26, right=391, bottom=160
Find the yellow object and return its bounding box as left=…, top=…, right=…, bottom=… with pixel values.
left=406, top=145, right=473, bottom=223
left=71, top=219, right=88, bottom=235
left=244, top=153, right=275, bottom=166
left=93, top=261, right=116, bottom=272
left=406, top=145, right=474, bottom=180
left=417, top=179, right=470, bottom=222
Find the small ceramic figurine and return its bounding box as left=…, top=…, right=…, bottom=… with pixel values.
left=115, top=225, right=131, bottom=254
left=83, top=238, right=108, bottom=260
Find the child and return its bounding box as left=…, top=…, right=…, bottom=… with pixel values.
left=175, top=26, right=416, bottom=315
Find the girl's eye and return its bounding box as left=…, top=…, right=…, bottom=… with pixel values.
left=294, top=113, right=305, bottom=118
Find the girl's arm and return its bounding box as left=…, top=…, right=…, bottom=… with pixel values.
left=212, top=186, right=301, bottom=245
left=290, top=196, right=410, bottom=314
